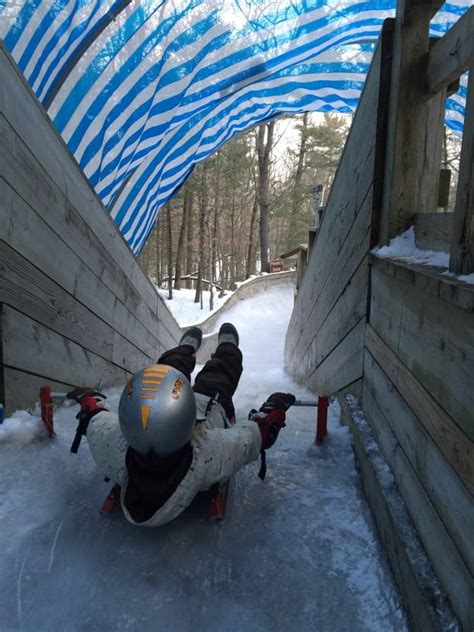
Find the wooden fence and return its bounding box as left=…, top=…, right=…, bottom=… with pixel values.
left=284, top=20, right=394, bottom=395
left=0, top=44, right=181, bottom=414
left=285, top=2, right=473, bottom=629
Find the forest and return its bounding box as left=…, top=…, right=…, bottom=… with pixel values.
left=137, top=112, right=462, bottom=305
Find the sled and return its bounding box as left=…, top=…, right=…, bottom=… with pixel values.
left=209, top=479, right=231, bottom=520
left=100, top=484, right=121, bottom=515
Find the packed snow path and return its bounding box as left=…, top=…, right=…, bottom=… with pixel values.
left=0, top=282, right=407, bottom=631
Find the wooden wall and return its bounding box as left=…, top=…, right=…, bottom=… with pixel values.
left=0, top=44, right=181, bottom=414
left=284, top=21, right=393, bottom=394
left=364, top=255, right=474, bottom=629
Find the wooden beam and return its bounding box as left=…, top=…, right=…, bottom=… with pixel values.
left=449, top=53, right=474, bottom=274
left=379, top=0, right=435, bottom=242
left=425, top=7, right=474, bottom=96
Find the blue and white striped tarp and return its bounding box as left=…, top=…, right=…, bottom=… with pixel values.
left=0, top=1, right=470, bottom=253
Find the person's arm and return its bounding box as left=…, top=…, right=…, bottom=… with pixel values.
left=194, top=421, right=262, bottom=490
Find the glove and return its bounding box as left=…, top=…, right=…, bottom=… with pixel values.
left=259, top=392, right=296, bottom=413
left=67, top=386, right=107, bottom=413
left=250, top=408, right=287, bottom=450
left=66, top=387, right=107, bottom=454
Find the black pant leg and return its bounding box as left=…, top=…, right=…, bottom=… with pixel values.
left=157, top=345, right=196, bottom=382
left=193, top=342, right=243, bottom=419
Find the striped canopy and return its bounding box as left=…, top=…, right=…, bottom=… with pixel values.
left=0, top=1, right=469, bottom=253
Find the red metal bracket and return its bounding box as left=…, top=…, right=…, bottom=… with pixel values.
left=40, top=385, right=55, bottom=437
left=315, top=395, right=329, bottom=444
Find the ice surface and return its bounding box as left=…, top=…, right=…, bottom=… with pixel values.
left=0, top=282, right=407, bottom=632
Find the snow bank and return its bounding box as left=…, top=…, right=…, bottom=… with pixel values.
left=157, top=287, right=233, bottom=326
left=0, top=410, right=48, bottom=445
left=374, top=227, right=449, bottom=267
left=374, top=227, right=474, bottom=285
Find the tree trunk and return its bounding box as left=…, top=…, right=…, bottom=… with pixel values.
left=174, top=188, right=188, bottom=290
left=166, top=203, right=173, bottom=300
left=246, top=195, right=259, bottom=277
left=185, top=191, right=194, bottom=289
left=155, top=215, right=161, bottom=284
left=194, top=166, right=207, bottom=304
left=287, top=112, right=308, bottom=250
left=256, top=121, right=275, bottom=273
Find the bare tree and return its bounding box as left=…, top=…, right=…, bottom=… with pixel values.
left=165, top=202, right=173, bottom=299
left=256, top=120, right=275, bottom=273
left=174, top=187, right=189, bottom=289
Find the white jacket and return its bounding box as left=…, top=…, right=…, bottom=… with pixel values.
left=86, top=393, right=262, bottom=526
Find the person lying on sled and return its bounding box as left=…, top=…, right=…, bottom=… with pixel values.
left=67, top=323, right=295, bottom=527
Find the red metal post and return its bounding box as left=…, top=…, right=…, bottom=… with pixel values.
left=315, top=395, right=329, bottom=444
left=40, top=385, right=55, bottom=437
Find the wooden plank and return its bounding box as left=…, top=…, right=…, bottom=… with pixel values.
left=365, top=325, right=473, bottom=493
left=286, top=146, right=375, bottom=362
left=0, top=240, right=159, bottom=376
left=315, top=258, right=370, bottom=368
left=370, top=253, right=474, bottom=312
left=414, top=212, right=453, bottom=251
left=2, top=366, right=76, bottom=415
left=288, top=40, right=380, bottom=321
left=362, top=378, right=474, bottom=629
left=0, top=115, right=179, bottom=346
left=380, top=0, right=435, bottom=242
left=286, top=36, right=385, bottom=368
left=0, top=47, right=164, bottom=320
left=370, top=264, right=474, bottom=438
left=344, top=393, right=458, bottom=632
left=2, top=306, right=131, bottom=392
left=425, top=7, right=474, bottom=95
left=371, top=19, right=395, bottom=248
left=364, top=350, right=474, bottom=576
left=303, top=317, right=366, bottom=395
left=449, top=54, right=474, bottom=274
left=0, top=178, right=162, bottom=361
left=289, top=192, right=372, bottom=374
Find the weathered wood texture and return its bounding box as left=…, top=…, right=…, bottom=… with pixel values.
left=284, top=22, right=393, bottom=393
left=449, top=50, right=474, bottom=274
left=380, top=0, right=439, bottom=242
left=425, top=6, right=473, bottom=96
left=414, top=212, right=453, bottom=251
left=365, top=256, right=474, bottom=629
left=364, top=356, right=474, bottom=628
left=342, top=393, right=459, bottom=632
left=369, top=258, right=474, bottom=442
left=0, top=46, right=181, bottom=413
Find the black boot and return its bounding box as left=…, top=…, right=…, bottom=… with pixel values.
left=218, top=323, right=239, bottom=347
left=179, top=326, right=202, bottom=352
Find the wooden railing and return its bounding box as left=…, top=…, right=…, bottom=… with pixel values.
left=379, top=2, right=473, bottom=274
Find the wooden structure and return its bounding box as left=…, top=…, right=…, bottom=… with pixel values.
left=279, top=245, right=308, bottom=292
left=285, top=4, right=473, bottom=630
left=0, top=43, right=182, bottom=413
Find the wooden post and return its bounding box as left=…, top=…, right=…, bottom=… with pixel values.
left=379, top=0, right=440, bottom=242
left=449, top=57, right=474, bottom=274
left=417, top=85, right=446, bottom=213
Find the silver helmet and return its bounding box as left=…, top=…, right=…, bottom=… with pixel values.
left=118, top=364, right=196, bottom=456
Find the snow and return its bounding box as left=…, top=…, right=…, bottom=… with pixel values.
left=157, top=287, right=234, bottom=326
left=374, top=226, right=474, bottom=285
left=0, top=282, right=407, bottom=632
left=375, top=226, right=450, bottom=267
